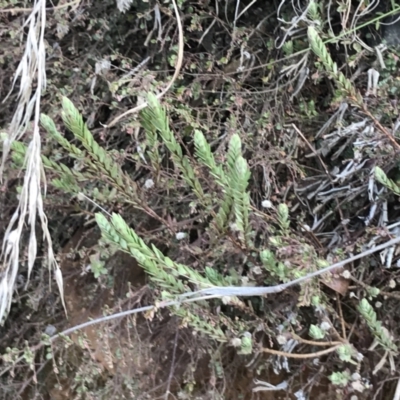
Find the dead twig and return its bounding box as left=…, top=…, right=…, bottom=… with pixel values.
left=260, top=344, right=342, bottom=359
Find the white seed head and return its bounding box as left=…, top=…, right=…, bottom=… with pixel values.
left=320, top=321, right=331, bottom=331
left=175, top=232, right=187, bottom=240
left=252, top=266, right=262, bottom=275
left=342, top=270, right=351, bottom=279
left=144, top=179, right=154, bottom=189
left=261, top=199, right=273, bottom=208
left=351, top=373, right=361, bottom=381
left=44, top=325, right=57, bottom=336
left=277, top=334, right=287, bottom=345
left=231, top=338, right=242, bottom=347
left=229, top=222, right=240, bottom=231
left=301, top=224, right=311, bottom=232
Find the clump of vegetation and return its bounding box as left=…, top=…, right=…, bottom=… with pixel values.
left=2, top=0, right=400, bottom=399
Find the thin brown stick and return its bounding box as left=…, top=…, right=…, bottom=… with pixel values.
left=291, top=332, right=343, bottom=347
left=349, top=274, right=400, bottom=300
left=361, top=106, right=400, bottom=151
left=261, top=344, right=341, bottom=359
left=337, top=296, right=347, bottom=340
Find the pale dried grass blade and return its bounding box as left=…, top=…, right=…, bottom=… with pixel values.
left=54, top=267, right=67, bottom=316
left=0, top=0, right=66, bottom=324
left=116, top=0, right=134, bottom=13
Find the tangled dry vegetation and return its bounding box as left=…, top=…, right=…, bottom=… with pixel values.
left=3, top=0, right=400, bottom=399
